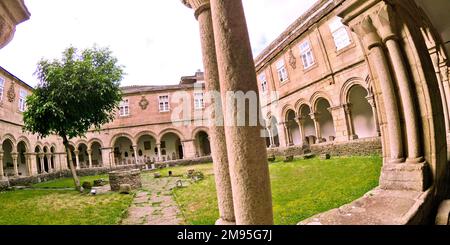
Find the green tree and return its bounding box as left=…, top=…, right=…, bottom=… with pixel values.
left=23, top=46, right=124, bottom=191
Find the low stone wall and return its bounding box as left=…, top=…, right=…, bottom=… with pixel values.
left=267, top=137, right=382, bottom=157
left=3, top=164, right=146, bottom=190
left=109, top=169, right=142, bottom=192
left=153, top=156, right=213, bottom=169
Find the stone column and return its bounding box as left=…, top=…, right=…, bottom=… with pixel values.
left=87, top=149, right=93, bottom=168
left=74, top=150, right=80, bottom=170
left=267, top=127, right=274, bottom=147
left=156, top=143, right=162, bottom=162
left=310, top=112, right=323, bottom=144
left=182, top=0, right=235, bottom=225
left=295, top=117, right=306, bottom=146
left=283, top=122, right=294, bottom=146
left=351, top=16, right=404, bottom=163
left=372, top=5, right=423, bottom=163
left=46, top=154, right=53, bottom=173
left=39, top=154, right=45, bottom=173
left=277, top=122, right=288, bottom=147
left=132, top=145, right=138, bottom=164
left=366, top=95, right=382, bottom=136
left=11, top=152, right=19, bottom=177
left=343, top=104, right=358, bottom=140
left=28, top=153, right=37, bottom=176
left=0, top=152, right=4, bottom=179
left=210, top=0, right=273, bottom=225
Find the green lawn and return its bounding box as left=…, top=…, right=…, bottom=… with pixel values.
left=32, top=174, right=108, bottom=188
left=171, top=156, right=382, bottom=225
left=0, top=189, right=133, bottom=225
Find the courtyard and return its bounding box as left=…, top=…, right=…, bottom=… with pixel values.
left=0, top=156, right=381, bottom=225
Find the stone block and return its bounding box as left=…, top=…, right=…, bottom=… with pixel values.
left=320, top=153, right=331, bottom=160
left=154, top=172, right=162, bottom=178
left=303, top=153, right=315, bottom=159
left=284, top=155, right=294, bottom=162
left=109, top=169, right=142, bottom=192
left=435, top=200, right=450, bottom=225
left=268, top=154, right=276, bottom=162
left=119, top=184, right=132, bottom=194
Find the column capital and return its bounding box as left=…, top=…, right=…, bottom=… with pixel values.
left=181, top=0, right=210, bottom=19
left=343, top=103, right=353, bottom=114
left=371, top=3, right=398, bottom=43
left=309, top=112, right=320, bottom=121
left=87, top=149, right=92, bottom=154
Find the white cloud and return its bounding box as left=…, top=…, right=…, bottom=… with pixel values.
left=0, top=0, right=317, bottom=87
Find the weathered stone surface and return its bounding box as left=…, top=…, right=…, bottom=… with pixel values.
left=320, top=154, right=331, bottom=160
left=268, top=155, right=276, bottom=162
left=109, top=169, right=142, bottom=192
left=154, top=172, right=162, bottom=178
left=284, top=155, right=294, bottom=162
left=435, top=200, right=450, bottom=225
left=298, top=188, right=433, bottom=225
left=303, top=153, right=315, bottom=159
left=119, top=184, right=132, bottom=194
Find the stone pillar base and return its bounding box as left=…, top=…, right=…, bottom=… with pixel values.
left=379, top=162, right=430, bottom=192
left=215, top=218, right=236, bottom=225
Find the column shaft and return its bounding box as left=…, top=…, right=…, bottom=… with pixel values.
left=196, top=2, right=235, bottom=224
left=210, top=0, right=273, bottom=225
left=0, top=153, right=4, bottom=179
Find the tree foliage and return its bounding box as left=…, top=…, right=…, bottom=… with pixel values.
left=23, top=46, right=125, bottom=191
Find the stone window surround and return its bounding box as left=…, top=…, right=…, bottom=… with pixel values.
left=0, top=76, right=4, bottom=102
left=329, top=17, right=352, bottom=51
left=259, top=73, right=268, bottom=94
left=299, top=39, right=316, bottom=69
left=18, top=88, right=27, bottom=112
left=158, top=94, right=170, bottom=112
left=194, top=92, right=205, bottom=110
left=275, top=58, right=289, bottom=83
left=119, top=99, right=130, bottom=117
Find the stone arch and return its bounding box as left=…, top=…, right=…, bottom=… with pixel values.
left=109, top=132, right=135, bottom=148
left=298, top=103, right=316, bottom=145
left=157, top=128, right=185, bottom=143
left=75, top=140, right=89, bottom=150
left=280, top=104, right=296, bottom=122
left=310, top=91, right=334, bottom=111
left=193, top=129, right=211, bottom=157
left=159, top=130, right=184, bottom=160
left=16, top=136, right=31, bottom=152
left=191, top=127, right=209, bottom=140
left=1, top=134, right=16, bottom=147
left=134, top=131, right=158, bottom=144
left=340, top=77, right=369, bottom=105
left=314, top=97, right=336, bottom=143
left=294, top=99, right=310, bottom=115
left=88, top=138, right=104, bottom=149
left=285, top=108, right=301, bottom=145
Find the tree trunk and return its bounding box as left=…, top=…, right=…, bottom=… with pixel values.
left=62, top=135, right=82, bottom=192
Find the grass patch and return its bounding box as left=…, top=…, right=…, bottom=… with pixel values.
left=0, top=190, right=133, bottom=225
left=171, top=155, right=382, bottom=225
left=32, top=175, right=108, bottom=188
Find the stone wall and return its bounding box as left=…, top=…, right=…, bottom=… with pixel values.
left=267, top=137, right=382, bottom=157
left=2, top=164, right=146, bottom=190
left=153, top=156, right=213, bottom=168
left=109, top=169, right=142, bottom=192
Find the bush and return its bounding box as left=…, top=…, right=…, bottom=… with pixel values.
left=82, top=181, right=92, bottom=190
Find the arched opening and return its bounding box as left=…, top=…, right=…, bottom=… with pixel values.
left=286, top=110, right=301, bottom=145
left=348, top=85, right=377, bottom=139
left=50, top=146, right=55, bottom=171
left=17, top=141, right=28, bottom=176
left=90, top=142, right=102, bottom=167
left=113, top=136, right=133, bottom=165
left=315, top=98, right=336, bottom=143
left=299, top=105, right=316, bottom=145
left=160, top=132, right=183, bottom=161
left=77, top=144, right=88, bottom=169
left=43, top=147, right=49, bottom=173
left=2, top=139, right=14, bottom=177
left=136, top=134, right=157, bottom=164
left=34, top=146, right=42, bottom=174
left=270, top=117, right=280, bottom=147
left=195, top=131, right=211, bottom=157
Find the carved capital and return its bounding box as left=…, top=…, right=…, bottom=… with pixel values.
left=351, top=16, right=382, bottom=50
left=181, top=0, right=210, bottom=19
left=372, top=3, right=398, bottom=42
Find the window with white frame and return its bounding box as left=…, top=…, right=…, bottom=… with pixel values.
left=0, top=77, right=4, bottom=102
left=194, top=92, right=205, bottom=110
left=119, top=99, right=130, bottom=117
left=329, top=17, right=351, bottom=51
left=259, top=73, right=268, bottom=93
left=159, top=95, right=170, bottom=112
left=18, top=89, right=27, bottom=112
left=299, top=40, right=315, bottom=69
left=276, top=59, right=289, bottom=83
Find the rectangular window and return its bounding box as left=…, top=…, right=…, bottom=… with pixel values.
left=194, top=92, right=205, bottom=110
left=259, top=73, right=268, bottom=93
left=0, top=77, right=4, bottom=102
left=299, top=41, right=315, bottom=69
left=276, top=59, right=288, bottom=83
left=18, top=89, right=27, bottom=112
left=329, top=17, right=351, bottom=51
left=119, top=99, right=130, bottom=117
left=159, top=95, right=170, bottom=112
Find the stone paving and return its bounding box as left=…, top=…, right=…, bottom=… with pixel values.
left=120, top=175, right=186, bottom=225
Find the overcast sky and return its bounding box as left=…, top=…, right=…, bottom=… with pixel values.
left=0, top=0, right=317, bottom=87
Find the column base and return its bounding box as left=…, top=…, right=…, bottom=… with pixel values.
left=379, top=162, right=430, bottom=192
left=349, top=134, right=359, bottom=140
left=215, top=218, right=236, bottom=225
